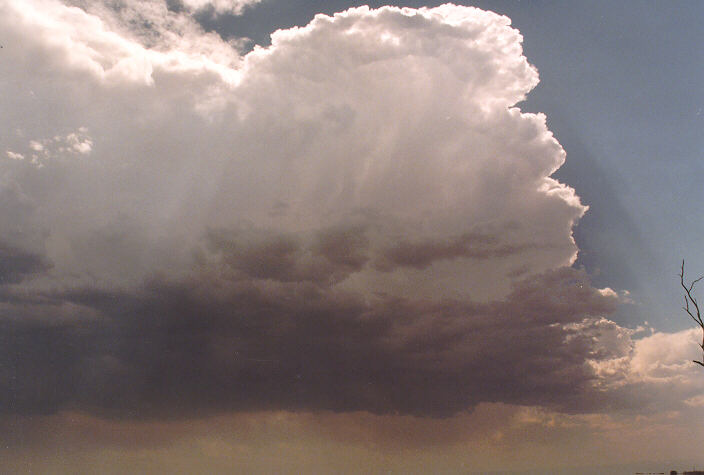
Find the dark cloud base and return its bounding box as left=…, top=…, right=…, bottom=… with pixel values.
left=0, top=242, right=618, bottom=419
left=0, top=242, right=51, bottom=285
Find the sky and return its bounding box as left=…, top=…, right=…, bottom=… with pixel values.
left=0, top=0, right=703, bottom=473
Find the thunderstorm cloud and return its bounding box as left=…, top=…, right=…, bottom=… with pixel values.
left=1, top=1, right=700, bottom=430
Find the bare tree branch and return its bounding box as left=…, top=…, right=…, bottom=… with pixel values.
left=680, top=259, right=704, bottom=368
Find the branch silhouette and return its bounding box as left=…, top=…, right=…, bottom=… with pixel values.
left=680, top=259, right=704, bottom=368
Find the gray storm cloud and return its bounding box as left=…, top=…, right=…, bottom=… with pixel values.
left=0, top=1, right=661, bottom=419
left=0, top=266, right=621, bottom=417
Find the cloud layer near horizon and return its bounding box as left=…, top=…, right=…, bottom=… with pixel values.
left=1, top=0, right=701, bottom=427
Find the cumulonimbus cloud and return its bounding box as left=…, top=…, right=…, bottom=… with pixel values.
left=1, top=1, right=673, bottom=419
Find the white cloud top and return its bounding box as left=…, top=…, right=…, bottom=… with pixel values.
left=1, top=1, right=585, bottom=299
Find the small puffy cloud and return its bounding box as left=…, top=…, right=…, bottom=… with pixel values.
left=629, top=328, right=702, bottom=382
left=64, top=131, right=93, bottom=154
left=576, top=322, right=704, bottom=415
left=586, top=325, right=704, bottom=388
left=28, top=141, right=44, bottom=152
left=3, top=129, right=93, bottom=168
left=181, top=0, right=263, bottom=15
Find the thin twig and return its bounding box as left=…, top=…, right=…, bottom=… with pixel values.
left=680, top=260, right=704, bottom=368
